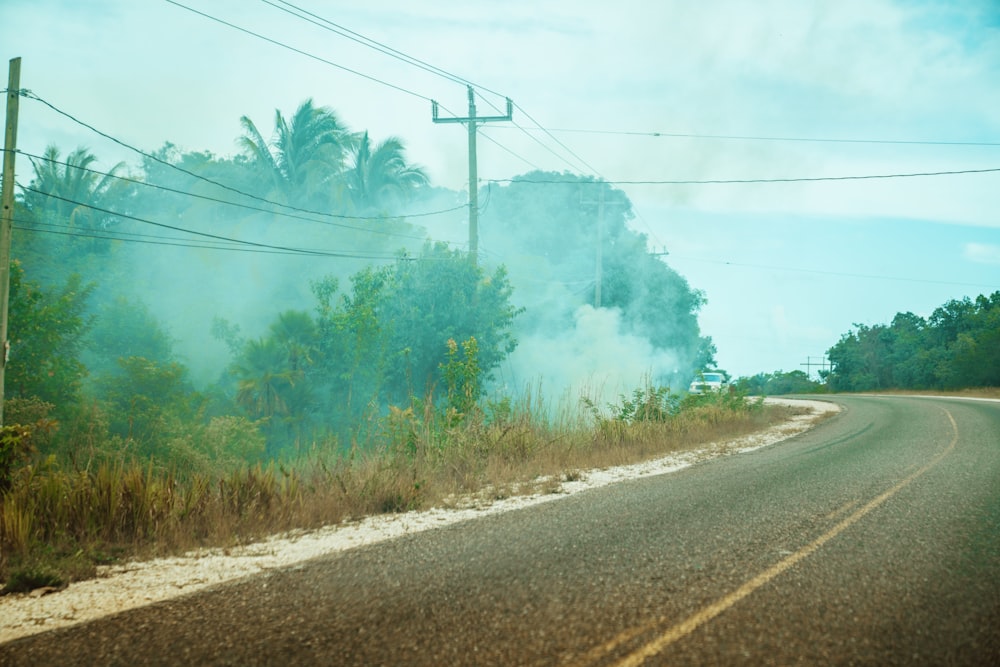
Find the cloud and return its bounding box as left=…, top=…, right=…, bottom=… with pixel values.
left=964, top=242, right=1000, bottom=265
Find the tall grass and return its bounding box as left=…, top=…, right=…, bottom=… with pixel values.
left=0, top=388, right=794, bottom=590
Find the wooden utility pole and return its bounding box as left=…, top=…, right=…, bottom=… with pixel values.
left=581, top=185, right=626, bottom=308
left=432, top=86, right=512, bottom=264
left=800, top=356, right=830, bottom=379
left=0, top=57, right=21, bottom=426
left=595, top=190, right=604, bottom=308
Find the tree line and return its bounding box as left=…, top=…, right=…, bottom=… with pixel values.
left=4, top=97, right=714, bottom=471
left=824, top=292, right=1000, bottom=391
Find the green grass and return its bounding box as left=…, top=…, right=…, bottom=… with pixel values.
left=0, top=389, right=797, bottom=592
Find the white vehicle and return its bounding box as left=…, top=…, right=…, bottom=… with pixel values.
left=689, top=371, right=727, bottom=394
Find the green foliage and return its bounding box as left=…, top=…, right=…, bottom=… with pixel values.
left=736, top=370, right=826, bottom=395
left=1, top=566, right=64, bottom=595
left=222, top=244, right=521, bottom=454
left=605, top=385, right=680, bottom=424
left=441, top=337, right=482, bottom=420
left=347, top=131, right=429, bottom=213
left=16, top=145, right=133, bottom=285
left=95, top=356, right=201, bottom=462
left=238, top=98, right=356, bottom=208
left=826, top=292, right=1000, bottom=391
left=6, top=261, right=94, bottom=412
left=84, top=295, right=176, bottom=380
left=376, top=243, right=521, bottom=405
left=0, top=425, right=34, bottom=493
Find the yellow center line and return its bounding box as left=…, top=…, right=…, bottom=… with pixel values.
left=823, top=498, right=861, bottom=521
left=597, top=408, right=959, bottom=667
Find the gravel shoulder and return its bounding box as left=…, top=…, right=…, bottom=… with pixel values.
left=0, top=398, right=839, bottom=644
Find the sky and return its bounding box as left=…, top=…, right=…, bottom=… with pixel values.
left=2, top=0, right=999, bottom=382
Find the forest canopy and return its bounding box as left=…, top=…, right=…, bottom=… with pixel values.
left=824, top=291, right=1000, bottom=391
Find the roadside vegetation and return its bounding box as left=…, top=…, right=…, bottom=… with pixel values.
left=5, top=94, right=991, bottom=594
left=734, top=291, right=1000, bottom=397
left=0, top=98, right=725, bottom=592
left=825, top=292, right=1000, bottom=391
left=0, top=382, right=785, bottom=593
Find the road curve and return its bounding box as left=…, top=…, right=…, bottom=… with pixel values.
left=1, top=395, right=997, bottom=666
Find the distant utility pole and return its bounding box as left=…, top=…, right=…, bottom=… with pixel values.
left=432, top=86, right=512, bottom=264
left=0, top=57, right=21, bottom=427
left=800, top=356, right=830, bottom=379
left=581, top=186, right=626, bottom=308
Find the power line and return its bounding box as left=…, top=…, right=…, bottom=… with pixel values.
left=14, top=220, right=398, bottom=258
left=261, top=0, right=468, bottom=88
left=668, top=255, right=999, bottom=290
left=494, top=125, right=1000, bottom=147
left=163, top=0, right=434, bottom=103
left=16, top=223, right=409, bottom=259
left=161, top=3, right=604, bottom=197
left=512, top=103, right=601, bottom=176
left=260, top=0, right=509, bottom=101
left=487, top=166, right=1000, bottom=186
left=17, top=149, right=459, bottom=238
left=246, top=3, right=590, bottom=178
left=477, top=130, right=541, bottom=171
left=20, top=185, right=385, bottom=258
left=17, top=91, right=462, bottom=229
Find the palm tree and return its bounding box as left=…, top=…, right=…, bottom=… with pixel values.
left=269, top=310, right=317, bottom=373
left=238, top=99, right=356, bottom=207
left=24, top=145, right=128, bottom=230
left=347, top=131, right=429, bottom=212
left=233, top=337, right=299, bottom=422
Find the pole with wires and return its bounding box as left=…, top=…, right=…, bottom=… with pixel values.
left=432, top=86, right=512, bottom=264
left=0, top=57, right=21, bottom=426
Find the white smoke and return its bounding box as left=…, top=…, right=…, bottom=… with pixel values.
left=501, top=304, right=681, bottom=413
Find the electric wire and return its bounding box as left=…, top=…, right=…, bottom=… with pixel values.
left=668, top=255, right=1000, bottom=290
left=494, top=125, right=1000, bottom=147
left=487, top=166, right=1000, bottom=185
left=163, top=0, right=434, bottom=103
left=13, top=219, right=396, bottom=257
left=245, top=2, right=586, bottom=176
left=262, top=0, right=509, bottom=101
left=19, top=184, right=413, bottom=259
left=477, top=131, right=542, bottom=171
left=17, top=91, right=465, bottom=226
left=262, top=0, right=469, bottom=88
left=511, top=103, right=602, bottom=176
left=17, top=149, right=458, bottom=239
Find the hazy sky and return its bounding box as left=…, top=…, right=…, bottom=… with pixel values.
left=3, top=0, right=999, bottom=379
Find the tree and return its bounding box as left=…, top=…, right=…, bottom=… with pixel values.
left=736, top=370, right=824, bottom=395
left=97, top=356, right=197, bottom=453
left=22, top=145, right=128, bottom=232
left=84, top=295, right=175, bottom=381
left=377, top=243, right=521, bottom=405
left=346, top=131, right=428, bottom=212
left=232, top=337, right=300, bottom=423
left=6, top=261, right=93, bottom=412
left=826, top=291, right=1000, bottom=391
left=238, top=99, right=356, bottom=208
left=18, top=145, right=132, bottom=284
left=479, top=171, right=715, bottom=383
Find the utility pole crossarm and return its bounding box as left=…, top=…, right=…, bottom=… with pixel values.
left=431, top=86, right=513, bottom=264
left=432, top=95, right=512, bottom=124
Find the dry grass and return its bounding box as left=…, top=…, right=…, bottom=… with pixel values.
left=0, top=391, right=793, bottom=590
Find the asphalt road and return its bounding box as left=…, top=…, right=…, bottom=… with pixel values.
left=2, top=395, right=998, bottom=666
